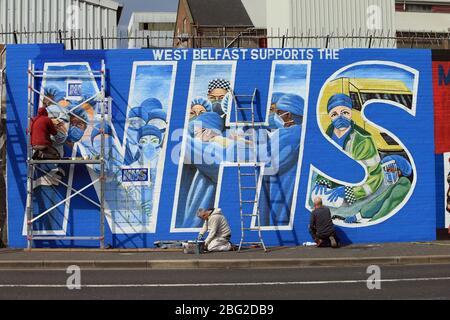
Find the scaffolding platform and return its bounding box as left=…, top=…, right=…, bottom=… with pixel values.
left=25, top=60, right=107, bottom=249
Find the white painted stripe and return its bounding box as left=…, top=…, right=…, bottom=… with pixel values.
left=0, top=277, right=450, bottom=288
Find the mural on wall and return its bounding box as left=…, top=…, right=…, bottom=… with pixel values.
left=171, top=61, right=309, bottom=231
left=306, top=62, right=418, bottom=227
left=445, top=152, right=450, bottom=228
left=25, top=61, right=176, bottom=234
left=5, top=46, right=436, bottom=247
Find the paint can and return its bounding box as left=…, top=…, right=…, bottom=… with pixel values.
left=182, top=240, right=205, bottom=254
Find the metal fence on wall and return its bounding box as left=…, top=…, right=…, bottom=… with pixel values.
left=0, top=29, right=449, bottom=49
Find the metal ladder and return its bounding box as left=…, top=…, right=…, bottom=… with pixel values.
left=233, top=89, right=266, bottom=252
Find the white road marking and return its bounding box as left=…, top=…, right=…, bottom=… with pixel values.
left=0, top=277, right=450, bottom=288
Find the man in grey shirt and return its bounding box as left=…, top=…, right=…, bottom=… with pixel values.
left=197, top=208, right=232, bottom=252
left=309, top=197, right=339, bottom=248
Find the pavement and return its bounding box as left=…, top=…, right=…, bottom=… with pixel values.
left=0, top=240, right=449, bottom=269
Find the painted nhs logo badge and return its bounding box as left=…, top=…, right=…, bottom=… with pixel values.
left=121, top=167, right=150, bottom=185
left=66, top=80, right=83, bottom=100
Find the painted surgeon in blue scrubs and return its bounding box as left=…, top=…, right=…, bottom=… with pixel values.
left=260, top=93, right=304, bottom=226
left=180, top=112, right=226, bottom=228
left=125, top=98, right=164, bottom=165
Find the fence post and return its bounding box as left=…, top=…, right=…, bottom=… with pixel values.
left=58, top=29, right=63, bottom=44
left=325, top=35, right=329, bottom=48
left=281, top=35, right=285, bottom=48
left=146, top=35, right=150, bottom=48
left=101, top=35, right=104, bottom=50
left=13, top=31, right=18, bottom=44
left=368, top=35, right=373, bottom=48
left=70, top=35, right=74, bottom=50
left=223, top=26, right=226, bottom=48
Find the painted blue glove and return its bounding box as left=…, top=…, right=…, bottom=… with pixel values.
left=325, top=186, right=345, bottom=202
left=313, top=184, right=328, bottom=195
left=344, top=215, right=358, bottom=224
left=221, top=92, right=233, bottom=115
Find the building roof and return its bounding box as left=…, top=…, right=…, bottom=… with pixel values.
left=128, top=12, right=177, bottom=32
left=186, top=0, right=254, bottom=27
left=83, top=0, right=121, bottom=10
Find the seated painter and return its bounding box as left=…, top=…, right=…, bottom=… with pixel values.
left=197, top=208, right=232, bottom=252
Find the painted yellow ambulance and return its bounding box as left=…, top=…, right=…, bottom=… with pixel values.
left=318, top=77, right=413, bottom=154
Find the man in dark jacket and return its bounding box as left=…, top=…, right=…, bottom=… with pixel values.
left=30, top=107, right=60, bottom=160
left=309, top=197, right=339, bottom=248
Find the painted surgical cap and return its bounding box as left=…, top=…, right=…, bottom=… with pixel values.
left=276, top=93, right=305, bottom=116
left=137, top=124, right=162, bottom=145
left=207, top=79, right=231, bottom=93
left=54, top=92, right=67, bottom=103
left=327, top=93, right=353, bottom=113
left=140, top=98, right=163, bottom=112
left=148, top=109, right=167, bottom=121
left=271, top=92, right=284, bottom=105
left=128, top=107, right=150, bottom=123
left=70, top=106, right=89, bottom=122
left=381, top=155, right=412, bottom=177
left=46, top=104, right=69, bottom=121
left=191, top=97, right=212, bottom=112
left=190, top=111, right=224, bottom=133
left=91, top=123, right=113, bottom=142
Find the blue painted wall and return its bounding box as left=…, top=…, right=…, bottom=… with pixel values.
left=6, top=45, right=436, bottom=248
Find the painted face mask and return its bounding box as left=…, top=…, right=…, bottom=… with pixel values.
left=138, top=135, right=161, bottom=164
left=273, top=113, right=285, bottom=129
left=52, top=128, right=68, bottom=145
left=211, top=100, right=224, bottom=116
left=67, top=126, right=85, bottom=143
left=332, top=115, right=351, bottom=129
left=47, top=105, right=70, bottom=145
left=268, top=113, right=278, bottom=130
left=382, top=160, right=399, bottom=185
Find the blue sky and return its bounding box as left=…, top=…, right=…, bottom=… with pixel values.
left=117, top=0, right=178, bottom=27
left=192, top=64, right=233, bottom=99
left=130, top=64, right=174, bottom=109
left=272, top=63, right=308, bottom=97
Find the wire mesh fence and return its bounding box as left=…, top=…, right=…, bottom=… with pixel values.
left=0, top=28, right=449, bottom=50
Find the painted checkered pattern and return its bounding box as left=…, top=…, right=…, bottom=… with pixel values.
left=344, top=186, right=357, bottom=205
left=208, top=78, right=231, bottom=93
left=316, top=179, right=332, bottom=188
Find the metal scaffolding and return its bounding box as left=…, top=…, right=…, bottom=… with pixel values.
left=25, top=60, right=107, bottom=249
